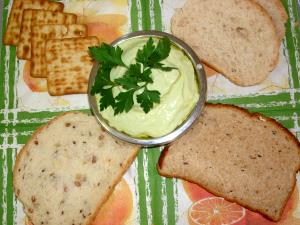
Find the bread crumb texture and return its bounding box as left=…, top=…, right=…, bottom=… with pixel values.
left=13, top=112, right=138, bottom=225
left=158, top=104, right=300, bottom=221
left=254, top=0, right=288, bottom=40
left=171, top=0, right=279, bottom=86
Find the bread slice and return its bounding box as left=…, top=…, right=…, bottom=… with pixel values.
left=254, top=0, right=288, bottom=40
left=171, top=0, right=280, bottom=86
left=17, top=9, right=77, bottom=60
left=31, top=24, right=87, bottom=78
left=157, top=104, right=300, bottom=221
left=13, top=112, right=139, bottom=225
left=45, top=36, right=99, bottom=96
left=3, top=0, right=64, bottom=46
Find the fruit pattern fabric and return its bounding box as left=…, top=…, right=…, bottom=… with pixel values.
left=1, top=0, right=300, bottom=225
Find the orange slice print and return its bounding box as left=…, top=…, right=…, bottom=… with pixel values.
left=183, top=181, right=214, bottom=202
left=203, top=64, right=219, bottom=77
left=25, top=179, right=133, bottom=225
left=184, top=180, right=300, bottom=224
left=86, top=22, right=122, bottom=44
left=246, top=186, right=300, bottom=225
left=23, top=61, right=47, bottom=92
left=188, top=197, right=246, bottom=225
left=82, top=14, right=127, bottom=44
left=92, top=178, right=133, bottom=225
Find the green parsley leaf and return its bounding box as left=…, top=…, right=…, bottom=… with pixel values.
left=91, top=65, right=113, bottom=95
left=90, top=37, right=176, bottom=114
left=124, top=63, right=143, bottom=80
left=136, top=37, right=172, bottom=69
left=98, top=87, right=115, bottom=111
left=140, top=68, right=153, bottom=83
left=137, top=88, right=160, bottom=113
left=114, top=90, right=135, bottom=115
left=89, top=44, right=126, bottom=67
left=114, top=76, right=139, bottom=90
left=151, top=37, right=171, bottom=62
left=152, top=63, right=177, bottom=72
left=124, top=63, right=153, bottom=83
left=114, top=64, right=141, bottom=90
left=136, top=37, right=155, bottom=65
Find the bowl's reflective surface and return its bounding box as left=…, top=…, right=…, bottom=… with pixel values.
left=88, top=31, right=207, bottom=147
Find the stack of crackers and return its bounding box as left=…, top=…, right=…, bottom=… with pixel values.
left=3, top=0, right=99, bottom=96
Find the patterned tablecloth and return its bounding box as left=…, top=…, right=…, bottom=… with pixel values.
left=1, top=0, right=300, bottom=224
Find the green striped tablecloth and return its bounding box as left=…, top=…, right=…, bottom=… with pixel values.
left=1, top=0, right=300, bottom=224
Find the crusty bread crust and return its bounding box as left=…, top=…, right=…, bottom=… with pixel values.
left=13, top=112, right=139, bottom=225
left=263, top=0, right=288, bottom=21
left=13, top=124, right=45, bottom=192
left=276, top=0, right=288, bottom=21
left=253, top=0, right=288, bottom=40
left=248, top=0, right=281, bottom=68
left=190, top=0, right=287, bottom=79
left=85, top=145, right=139, bottom=225
left=157, top=103, right=300, bottom=221
left=158, top=162, right=298, bottom=222
left=171, top=0, right=280, bottom=86
left=198, top=57, right=275, bottom=87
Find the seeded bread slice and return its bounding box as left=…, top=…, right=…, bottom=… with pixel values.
left=13, top=112, right=139, bottom=225
left=157, top=104, right=300, bottom=221
left=171, top=0, right=280, bottom=86
left=254, top=0, right=288, bottom=40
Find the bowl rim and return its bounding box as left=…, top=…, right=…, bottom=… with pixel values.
left=88, top=30, right=207, bottom=147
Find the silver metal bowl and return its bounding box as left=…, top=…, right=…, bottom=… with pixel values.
left=88, top=31, right=207, bottom=147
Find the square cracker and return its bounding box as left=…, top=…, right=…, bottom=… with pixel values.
left=45, top=37, right=99, bottom=96
left=3, top=0, right=64, bottom=46
left=17, top=9, right=77, bottom=60
left=31, top=24, right=87, bottom=78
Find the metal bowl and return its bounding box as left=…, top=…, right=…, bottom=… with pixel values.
left=88, top=31, right=207, bottom=147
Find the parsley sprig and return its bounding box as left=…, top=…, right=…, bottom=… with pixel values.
left=89, top=37, right=176, bottom=115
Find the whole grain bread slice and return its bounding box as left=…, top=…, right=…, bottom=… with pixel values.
left=171, top=0, right=280, bottom=86
left=3, top=0, right=64, bottom=46
left=31, top=24, right=87, bottom=78
left=254, top=0, right=288, bottom=40
left=157, top=104, right=300, bottom=221
left=45, top=36, right=99, bottom=96
left=13, top=112, right=139, bottom=225
left=17, top=9, right=77, bottom=60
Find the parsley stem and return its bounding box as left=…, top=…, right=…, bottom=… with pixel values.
left=121, top=63, right=129, bottom=69
left=136, top=83, right=147, bottom=91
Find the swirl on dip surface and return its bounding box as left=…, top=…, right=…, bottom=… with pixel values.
left=96, top=37, right=199, bottom=138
